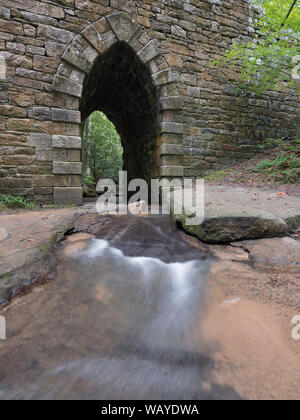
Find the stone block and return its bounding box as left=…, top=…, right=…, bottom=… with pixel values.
left=0, top=178, right=32, bottom=188
left=82, top=45, right=99, bottom=63
left=0, top=105, right=27, bottom=118
left=152, top=69, right=180, bottom=86
left=161, top=122, right=184, bottom=135
left=28, top=134, right=52, bottom=147
left=53, top=162, right=82, bottom=175
left=107, top=13, right=138, bottom=42
left=159, top=166, right=184, bottom=177
left=82, top=25, right=107, bottom=54
left=33, top=55, right=59, bottom=74
left=67, top=150, right=81, bottom=162
left=160, top=144, right=184, bottom=155
left=187, top=86, right=201, bottom=98
left=137, top=40, right=160, bottom=64
left=67, top=175, right=81, bottom=186
left=53, top=75, right=83, bottom=98
left=34, top=187, right=53, bottom=195
left=94, top=18, right=110, bottom=34
left=53, top=135, right=81, bottom=149
left=110, top=0, right=135, bottom=13
left=160, top=96, right=183, bottom=110
left=54, top=187, right=83, bottom=205
left=33, top=175, right=68, bottom=187
left=37, top=24, right=74, bottom=44
left=28, top=107, right=51, bottom=120
left=52, top=108, right=81, bottom=124
left=0, top=6, right=11, bottom=20
left=36, top=147, right=53, bottom=162
left=62, top=46, right=92, bottom=74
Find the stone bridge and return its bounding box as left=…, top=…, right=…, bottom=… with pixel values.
left=0, top=0, right=299, bottom=204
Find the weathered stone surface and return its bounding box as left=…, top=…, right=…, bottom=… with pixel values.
left=0, top=207, right=82, bottom=307
left=82, top=45, right=98, bottom=63
left=107, top=13, right=138, bottom=42
left=36, top=147, right=53, bottom=162
left=62, top=45, right=91, bottom=73
left=160, top=166, right=184, bottom=177
left=54, top=187, right=83, bottom=205
left=53, top=135, right=81, bottom=149
left=53, top=74, right=83, bottom=97
left=172, top=186, right=300, bottom=243
left=28, top=134, right=52, bottom=147
left=82, top=25, right=106, bottom=53
left=37, top=24, right=74, bottom=44
left=161, top=122, right=184, bottom=134
left=52, top=108, right=81, bottom=123
left=0, top=178, right=32, bottom=188
left=137, top=40, right=160, bottom=63
left=0, top=105, right=27, bottom=117
left=160, top=144, right=183, bottom=155
left=67, top=150, right=81, bottom=162
left=33, top=175, right=68, bottom=187
left=28, top=107, right=51, bottom=120
left=152, top=69, right=180, bottom=85
left=0, top=6, right=10, bottom=20
left=160, top=96, right=183, bottom=110
left=53, top=161, right=82, bottom=174
left=33, top=56, right=58, bottom=75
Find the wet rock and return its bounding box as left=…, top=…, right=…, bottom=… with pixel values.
left=0, top=206, right=83, bottom=308
left=210, top=245, right=249, bottom=262
left=172, top=186, right=300, bottom=243
left=234, top=237, right=300, bottom=267
left=65, top=232, right=95, bottom=243
left=63, top=241, right=87, bottom=257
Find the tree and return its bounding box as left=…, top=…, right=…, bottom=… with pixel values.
left=214, top=0, right=300, bottom=95
left=82, top=111, right=123, bottom=188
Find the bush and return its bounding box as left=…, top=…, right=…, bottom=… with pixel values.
left=0, top=194, right=35, bottom=210
left=255, top=139, right=300, bottom=183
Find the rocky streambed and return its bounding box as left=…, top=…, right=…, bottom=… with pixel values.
left=0, top=206, right=299, bottom=399
left=0, top=184, right=299, bottom=400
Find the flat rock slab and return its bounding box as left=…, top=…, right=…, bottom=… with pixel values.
left=172, top=185, right=300, bottom=243
left=0, top=206, right=85, bottom=307
left=235, top=237, right=300, bottom=268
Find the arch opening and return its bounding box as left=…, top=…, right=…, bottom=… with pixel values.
left=81, top=111, right=123, bottom=197
left=80, top=41, right=160, bottom=184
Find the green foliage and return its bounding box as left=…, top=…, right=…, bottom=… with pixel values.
left=202, top=138, right=300, bottom=185
left=258, top=137, right=286, bottom=149
left=214, top=0, right=300, bottom=94
left=257, top=0, right=300, bottom=30
left=201, top=169, right=231, bottom=182
left=0, top=194, right=35, bottom=210
left=82, top=111, right=123, bottom=189
left=255, top=138, right=300, bottom=182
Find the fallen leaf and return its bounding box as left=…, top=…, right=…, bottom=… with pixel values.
left=27, top=239, right=36, bottom=243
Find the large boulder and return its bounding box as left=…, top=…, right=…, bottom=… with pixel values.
left=171, top=185, right=300, bottom=243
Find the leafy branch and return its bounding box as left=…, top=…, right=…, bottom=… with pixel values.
left=213, top=0, right=300, bottom=95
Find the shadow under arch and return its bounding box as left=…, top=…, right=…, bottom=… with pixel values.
left=80, top=41, right=160, bottom=183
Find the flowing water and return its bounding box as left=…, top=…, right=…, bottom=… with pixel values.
left=0, top=214, right=242, bottom=400
left=1, top=213, right=300, bottom=399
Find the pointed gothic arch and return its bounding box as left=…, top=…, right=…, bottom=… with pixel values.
left=50, top=12, right=184, bottom=204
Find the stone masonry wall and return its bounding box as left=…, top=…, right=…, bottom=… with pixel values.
left=0, top=0, right=299, bottom=204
